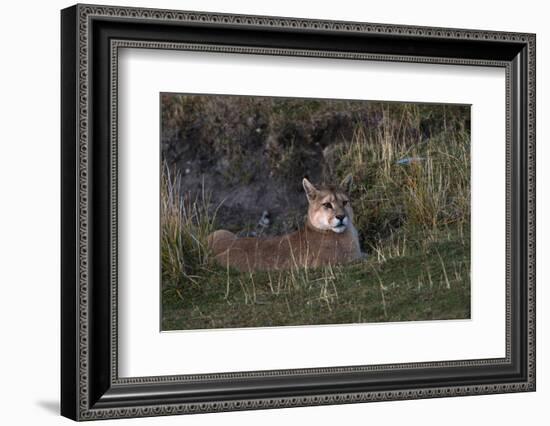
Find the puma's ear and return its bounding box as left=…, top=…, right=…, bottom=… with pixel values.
left=302, top=178, right=318, bottom=203
left=340, top=174, right=353, bottom=194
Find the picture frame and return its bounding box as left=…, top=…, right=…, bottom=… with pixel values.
left=61, top=3, right=536, bottom=421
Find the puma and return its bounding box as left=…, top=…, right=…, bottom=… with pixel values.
left=207, top=176, right=363, bottom=272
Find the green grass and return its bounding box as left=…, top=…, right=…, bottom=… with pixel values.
left=162, top=225, right=469, bottom=330
left=160, top=100, right=471, bottom=330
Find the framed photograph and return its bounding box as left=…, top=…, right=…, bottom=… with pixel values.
left=61, top=4, right=536, bottom=421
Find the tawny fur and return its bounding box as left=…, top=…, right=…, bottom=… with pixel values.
left=207, top=176, right=362, bottom=272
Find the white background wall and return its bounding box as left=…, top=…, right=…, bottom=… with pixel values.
left=0, top=0, right=546, bottom=424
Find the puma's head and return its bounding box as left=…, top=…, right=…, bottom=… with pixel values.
left=302, top=175, right=354, bottom=234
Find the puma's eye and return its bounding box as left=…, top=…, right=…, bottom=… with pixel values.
left=342, top=200, right=349, bottom=206
left=322, top=202, right=333, bottom=209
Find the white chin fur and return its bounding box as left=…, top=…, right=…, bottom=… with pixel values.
left=331, top=226, right=347, bottom=233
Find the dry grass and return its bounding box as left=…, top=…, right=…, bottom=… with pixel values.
left=160, top=163, right=220, bottom=288
left=331, top=104, right=470, bottom=249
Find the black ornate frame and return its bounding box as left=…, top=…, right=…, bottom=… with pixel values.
left=61, top=3, right=536, bottom=421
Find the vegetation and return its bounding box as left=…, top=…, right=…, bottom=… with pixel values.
left=160, top=96, right=471, bottom=330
